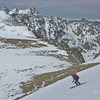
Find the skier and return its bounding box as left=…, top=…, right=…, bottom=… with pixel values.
left=71, top=73, right=81, bottom=86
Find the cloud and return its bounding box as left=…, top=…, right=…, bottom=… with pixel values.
left=0, top=0, right=37, bottom=7
left=0, top=0, right=100, bottom=18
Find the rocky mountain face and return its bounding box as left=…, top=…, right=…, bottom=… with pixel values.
left=2, top=7, right=100, bottom=64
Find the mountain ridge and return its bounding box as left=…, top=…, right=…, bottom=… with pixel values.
left=1, top=7, right=100, bottom=64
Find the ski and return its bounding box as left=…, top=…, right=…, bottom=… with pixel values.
left=69, top=82, right=87, bottom=89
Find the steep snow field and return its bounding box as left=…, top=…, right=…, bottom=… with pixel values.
left=21, top=56, right=100, bottom=100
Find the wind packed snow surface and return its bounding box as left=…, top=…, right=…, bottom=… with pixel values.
left=21, top=57, right=100, bottom=100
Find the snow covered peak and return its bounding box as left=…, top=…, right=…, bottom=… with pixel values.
left=0, top=9, right=35, bottom=39
left=9, top=8, right=19, bottom=15
left=9, top=7, right=39, bottom=16
left=0, top=10, right=10, bottom=20
left=19, top=7, right=39, bottom=15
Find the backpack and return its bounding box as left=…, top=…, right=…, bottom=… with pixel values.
left=74, top=73, right=79, bottom=79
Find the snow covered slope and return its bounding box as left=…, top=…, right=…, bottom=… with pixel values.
left=0, top=7, right=100, bottom=100
left=21, top=56, right=100, bottom=100
left=0, top=11, right=35, bottom=39
left=0, top=37, right=70, bottom=100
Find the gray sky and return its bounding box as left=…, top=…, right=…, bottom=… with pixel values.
left=0, top=0, right=100, bottom=19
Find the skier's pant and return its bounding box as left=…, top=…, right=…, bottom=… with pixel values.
left=75, top=80, right=81, bottom=85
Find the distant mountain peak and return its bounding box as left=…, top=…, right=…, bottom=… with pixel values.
left=8, top=7, right=39, bottom=16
